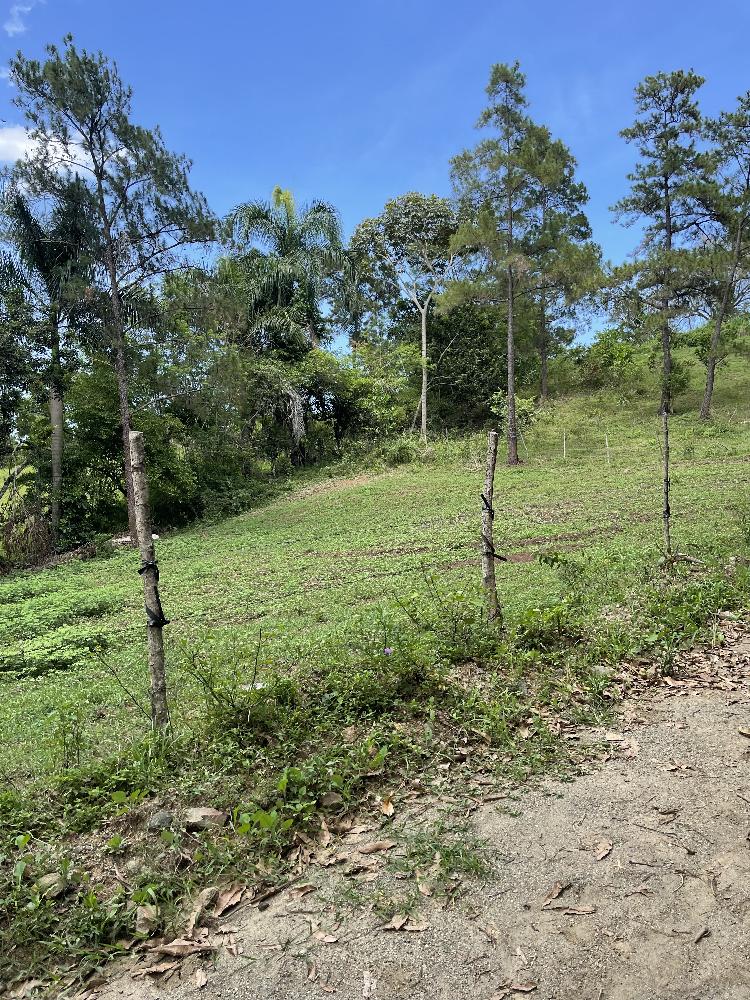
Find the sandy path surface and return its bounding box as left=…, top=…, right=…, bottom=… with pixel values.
left=100, top=630, right=750, bottom=1000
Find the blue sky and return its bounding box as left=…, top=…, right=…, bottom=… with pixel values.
left=0, top=0, right=748, bottom=267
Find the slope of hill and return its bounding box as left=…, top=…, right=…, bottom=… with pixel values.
left=0, top=357, right=749, bottom=985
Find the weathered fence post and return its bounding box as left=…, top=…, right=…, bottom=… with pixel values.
left=129, top=430, right=170, bottom=729
left=563, top=429, right=567, bottom=460
left=605, top=433, right=611, bottom=467
left=661, top=411, right=672, bottom=556
left=481, top=430, right=501, bottom=622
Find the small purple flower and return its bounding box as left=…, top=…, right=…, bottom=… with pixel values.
left=383, top=647, right=394, bottom=656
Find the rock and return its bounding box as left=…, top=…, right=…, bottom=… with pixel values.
left=185, top=807, right=228, bottom=831
left=124, top=858, right=142, bottom=876
left=147, top=809, right=174, bottom=832
left=37, top=872, right=65, bottom=898
left=135, top=903, right=160, bottom=935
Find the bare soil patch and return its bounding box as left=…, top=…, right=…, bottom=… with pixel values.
left=97, top=628, right=750, bottom=1000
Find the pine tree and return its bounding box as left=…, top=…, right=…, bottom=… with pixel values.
left=614, top=70, right=709, bottom=414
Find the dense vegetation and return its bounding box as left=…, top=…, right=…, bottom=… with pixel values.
left=0, top=34, right=749, bottom=993
left=1, top=43, right=748, bottom=561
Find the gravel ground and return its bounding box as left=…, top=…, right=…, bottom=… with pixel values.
left=99, top=628, right=750, bottom=1000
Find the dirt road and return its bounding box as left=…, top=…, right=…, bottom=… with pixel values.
left=100, top=629, right=750, bottom=1000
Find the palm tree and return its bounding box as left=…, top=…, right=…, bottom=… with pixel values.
left=225, top=187, right=344, bottom=350
left=2, top=178, right=94, bottom=541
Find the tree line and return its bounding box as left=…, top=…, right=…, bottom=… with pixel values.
left=0, top=39, right=748, bottom=564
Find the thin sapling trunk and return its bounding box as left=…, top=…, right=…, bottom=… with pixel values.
left=129, top=430, right=170, bottom=729
left=420, top=302, right=428, bottom=443
left=481, top=430, right=501, bottom=621
left=48, top=315, right=63, bottom=543
left=506, top=268, right=519, bottom=465
left=662, top=409, right=672, bottom=556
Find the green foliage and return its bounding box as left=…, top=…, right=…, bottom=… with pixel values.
left=224, top=186, right=344, bottom=352
left=573, top=330, right=648, bottom=395
left=489, top=393, right=538, bottom=433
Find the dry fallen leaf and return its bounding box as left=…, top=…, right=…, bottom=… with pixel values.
left=195, top=969, right=208, bottom=990
left=153, top=938, right=214, bottom=957
left=313, top=931, right=339, bottom=944
left=739, top=728, right=750, bottom=739
left=563, top=906, right=597, bottom=915
left=359, top=839, right=397, bottom=854
left=594, top=839, right=613, bottom=861
left=211, top=883, right=247, bottom=917
left=382, top=913, right=409, bottom=931
left=542, top=880, right=571, bottom=908
left=491, top=983, right=538, bottom=999
left=404, top=920, right=430, bottom=932
left=288, top=882, right=317, bottom=898
left=185, top=886, right=218, bottom=936
left=132, top=961, right=181, bottom=979
left=380, top=795, right=395, bottom=817
left=478, top=923, right=499, bottom=943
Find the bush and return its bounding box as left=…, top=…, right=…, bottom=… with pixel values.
left=489, top=393, right=538, bottom=433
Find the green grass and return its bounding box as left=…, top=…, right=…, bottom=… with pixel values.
left=0, top=353, right=749, bottom=986
left=1, top=354, right=748, bottom=782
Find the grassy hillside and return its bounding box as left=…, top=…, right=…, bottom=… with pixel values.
left=1, top=355, right=748, bottom=782
left=1, top=355, right=749, bottom=984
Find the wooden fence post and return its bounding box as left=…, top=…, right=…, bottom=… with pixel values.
left=129, top=431, right=170, bottom=729
left=481, top=430, right=501, bottom=622
left=605, top=433, right=611, bottom=467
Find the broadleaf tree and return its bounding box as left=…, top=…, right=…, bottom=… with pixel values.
left=1, top=178, right=95, bottom=540
left=352, top=192, right=457, bottom=442
left=10, top=35, right=215, bottom=539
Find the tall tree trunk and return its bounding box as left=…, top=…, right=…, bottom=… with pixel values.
left=700, top=315, right=725, bottom=421
left=95, top=175, right=137, bottom=541
left=350, top=311, right=361, bottom=353
left=420, top=304, right=428, bottom=444
left=700, top=221, right=744, bottom=420
left=539, top=294, right=548, bottom=401
left=113, top=333, right=137, bottom=541
left=506, top=267, right=519, bottom=466
left=660, top=175, right=673, bottom=416
left=48, top=314, right=63, bottom=544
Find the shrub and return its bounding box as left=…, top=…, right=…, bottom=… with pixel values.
left=489, top=393, right=539, bottom=433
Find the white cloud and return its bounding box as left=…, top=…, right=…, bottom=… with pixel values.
left=0, top=124, right=93, bottom=175
left=4, top=2, right=33, bottom=36
left=0, top=125, right=36, bottom=161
